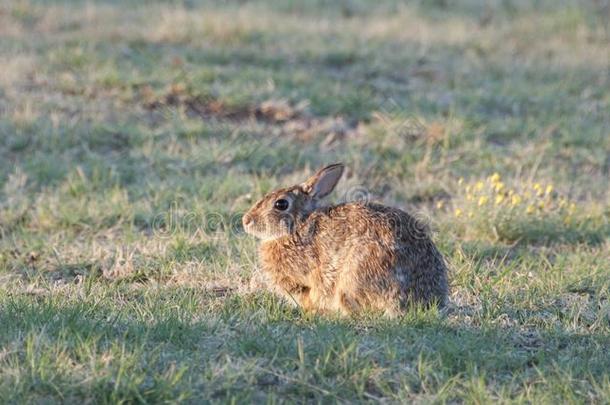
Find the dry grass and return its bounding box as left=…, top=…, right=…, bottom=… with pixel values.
left=0, top=0, right=609, bottom=403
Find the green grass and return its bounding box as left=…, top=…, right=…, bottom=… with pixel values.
left=1, top=0, right=609, bottom=402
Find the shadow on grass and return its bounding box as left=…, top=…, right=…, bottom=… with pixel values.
left=0, top=288, right=608, bottom=402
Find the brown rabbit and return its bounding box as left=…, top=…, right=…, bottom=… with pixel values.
left=242, top=163, right=448, bottom=316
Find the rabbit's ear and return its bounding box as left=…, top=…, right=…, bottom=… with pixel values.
left=301, top=163, right=344, bottom=199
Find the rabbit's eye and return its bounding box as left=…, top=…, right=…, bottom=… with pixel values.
left=274, top=199, right=290, bottom=211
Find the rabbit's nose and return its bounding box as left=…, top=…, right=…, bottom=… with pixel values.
left=242, top=213, right=253, bottom=226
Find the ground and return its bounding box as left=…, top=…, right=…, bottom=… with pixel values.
left=0, top=0, right=609, bottom=403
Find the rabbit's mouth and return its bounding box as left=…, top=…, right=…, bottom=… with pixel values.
left=244, top=226, right=290, bottom=241
left=242, top=221, right=262, bottom=238
left=243, top=217, right=294, bottom=241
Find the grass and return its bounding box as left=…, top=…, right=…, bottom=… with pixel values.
left=1, top=0, right=609, bottom=402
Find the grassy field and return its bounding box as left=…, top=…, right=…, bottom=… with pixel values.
left=1, top=0, right=609, bottom=402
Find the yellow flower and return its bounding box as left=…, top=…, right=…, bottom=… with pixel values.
left=494, top=182, right=505, bottom=192
left=475, top=181, right=484, bottom=191
left=478, top=196, right=489, bottom=206
left=458, top=177, right=464, bottom=185
left=533, top=183, right=544, bottom=197
left=495, top=195, right=505, bottom=205
left=454, top=208, right=463, bottom=217
left=545, top=184, right=554, bottom=195
left=511, top=195, right=522, bottom=206
left=489, top=172, right=501, bottom=184
left=526, top=204, right=536, bottom=214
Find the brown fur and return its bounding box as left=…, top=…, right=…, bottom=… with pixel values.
left=242, top=163, right=448, bottom=316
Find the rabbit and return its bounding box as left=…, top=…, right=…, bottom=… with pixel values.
left=242, top=163, right=448, bottom=316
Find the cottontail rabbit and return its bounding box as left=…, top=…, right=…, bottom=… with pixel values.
left=242, top=163, right=448, bottom=316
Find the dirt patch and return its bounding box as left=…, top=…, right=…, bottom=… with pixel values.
left=140, top=83, right=363, bottom=144
left=141, top=83, right=299, bottom=123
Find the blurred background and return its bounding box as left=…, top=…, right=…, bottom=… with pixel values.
left=0, top=1, right=609, bottom=402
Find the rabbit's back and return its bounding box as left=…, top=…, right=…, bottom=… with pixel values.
left=261, top=202, right=448, bottom=314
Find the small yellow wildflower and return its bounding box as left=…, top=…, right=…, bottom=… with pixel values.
left=511, top=195, right=522, bottom=206
left=458, top=177, right=464, bottom=185
left=526, top=204, right=536, bottom=214
left=475, top=181, right=484, bottom=191
left=545, top=184, right=554, bottom=195
left=533, top=183, right=544, bottom=197
left=494, top=182, right=505, bottom=192
left=495, top=194, right=505, bottom=205
left=489, top=173, right=501, bottom=184
left=478, top=196, right=489, bottom=206
left=454, top=208, right=463, bottom=217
